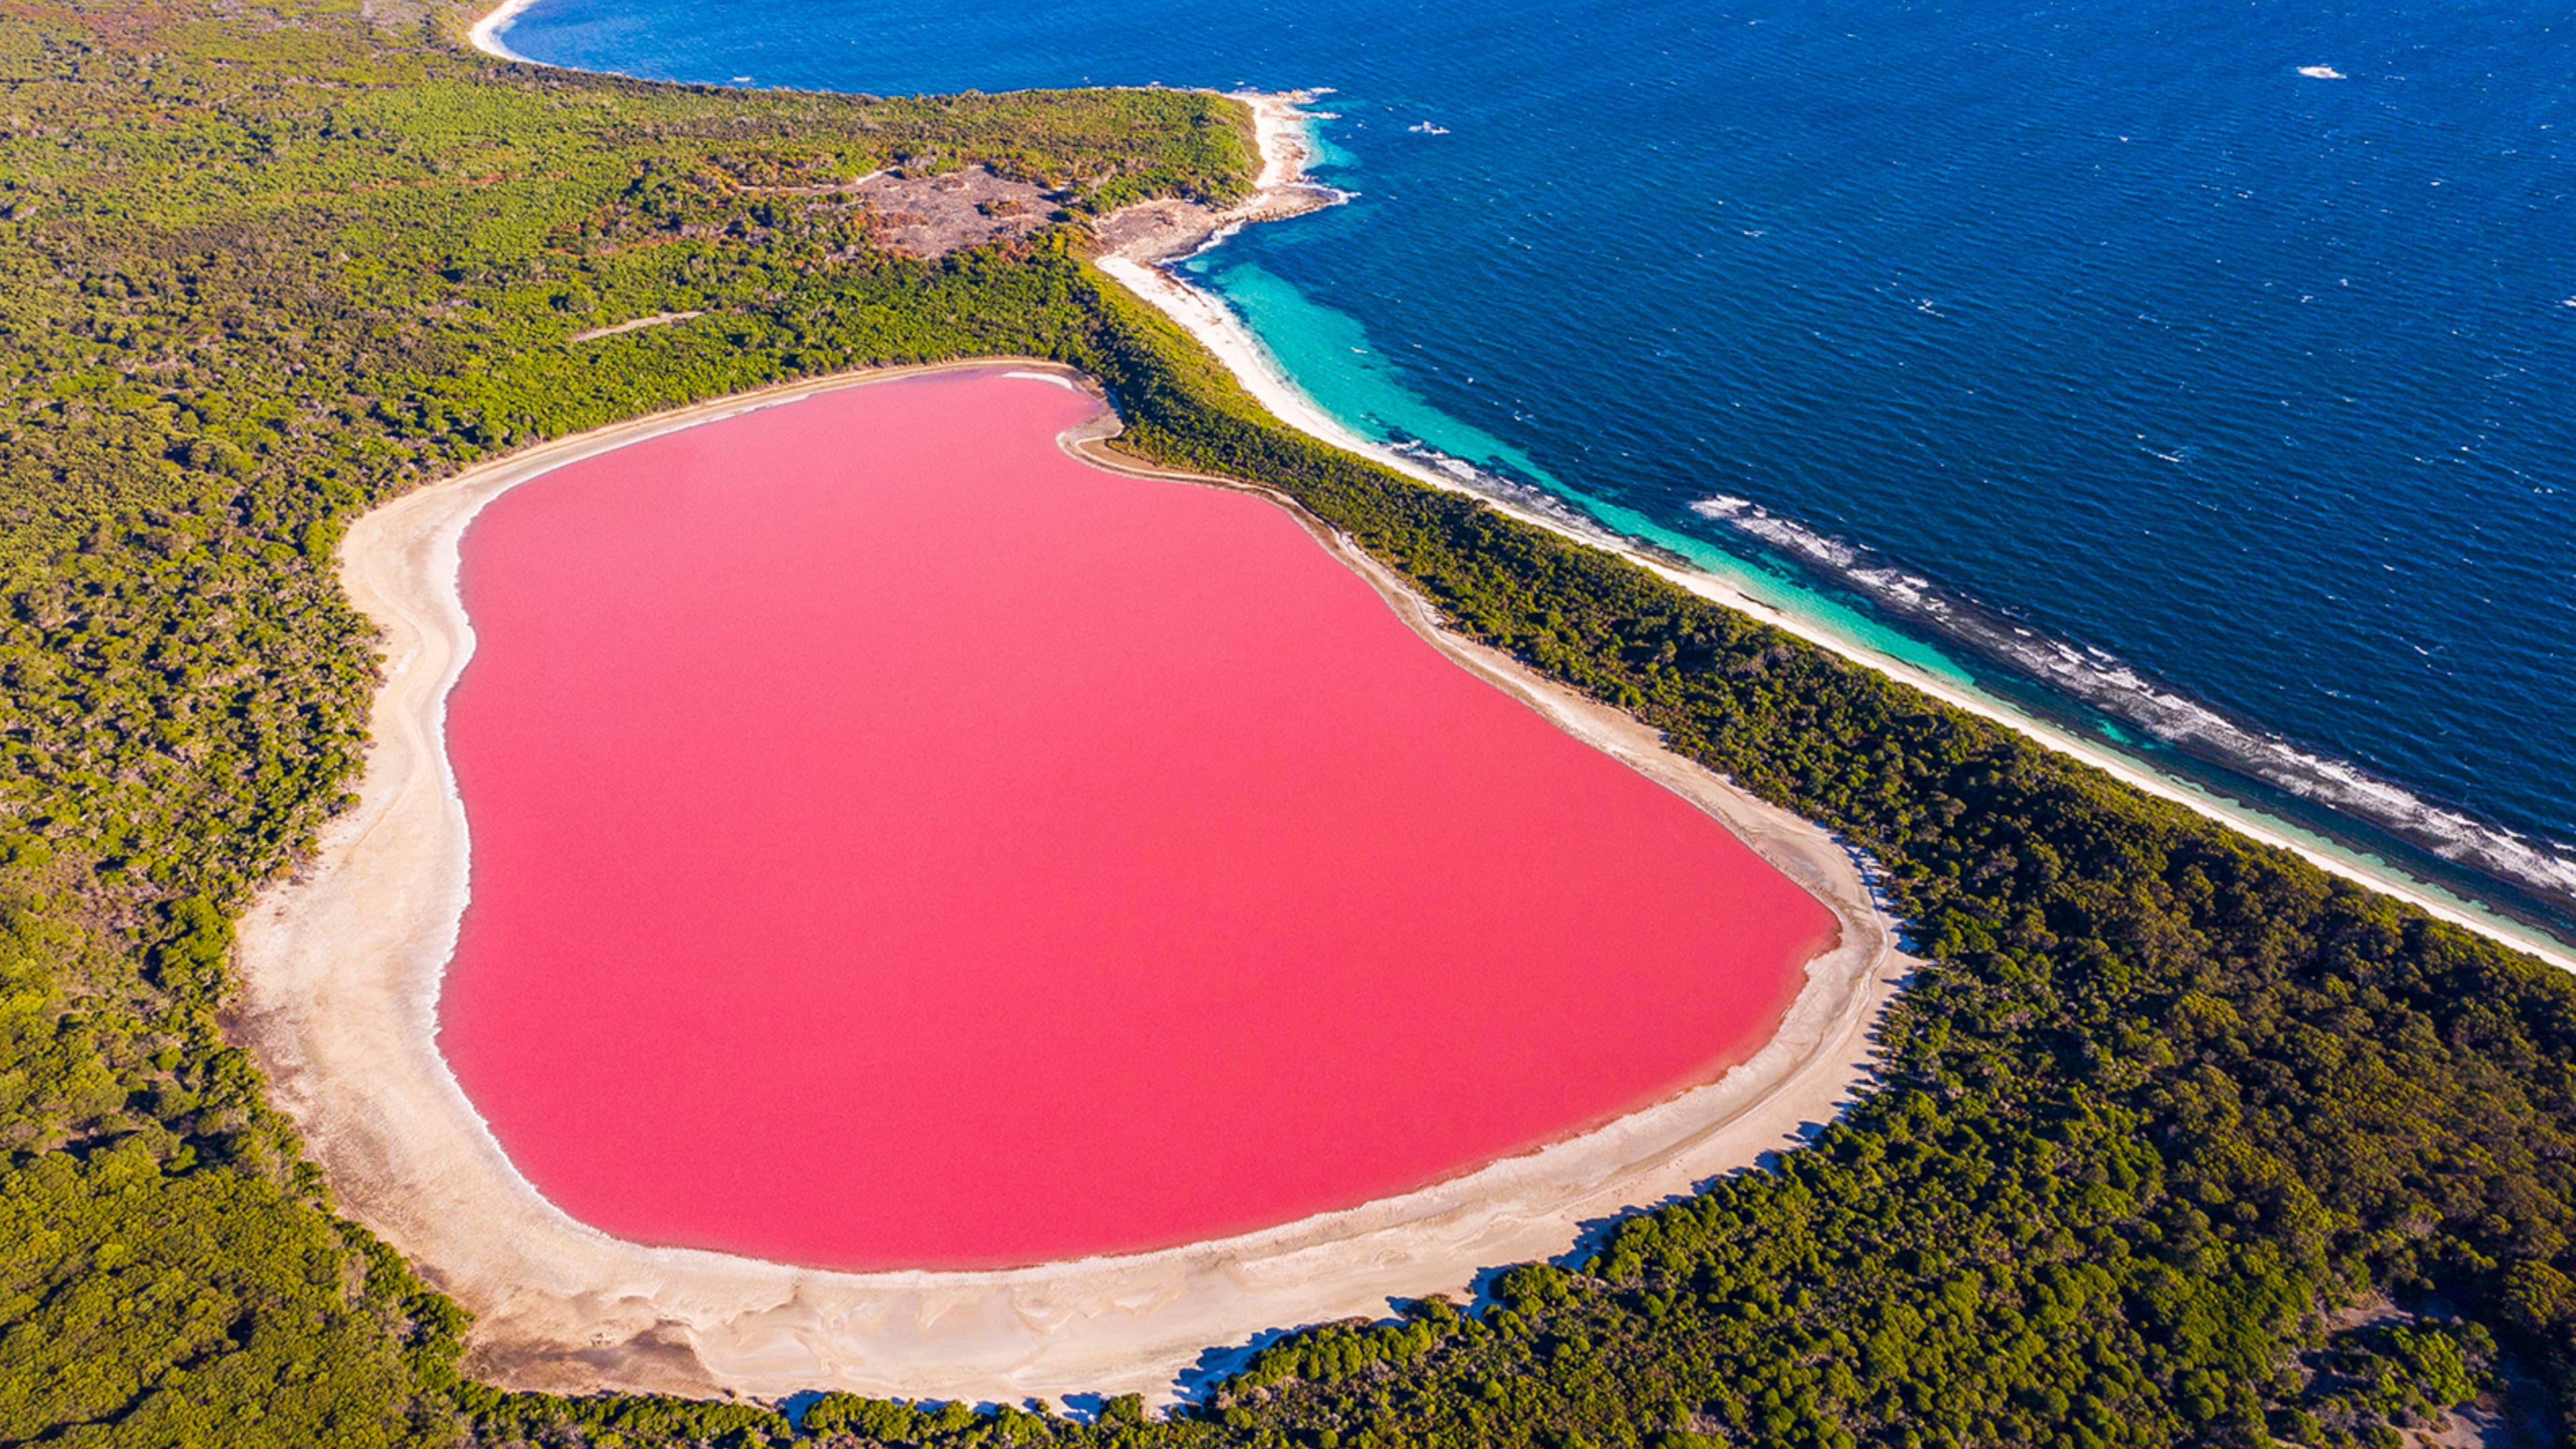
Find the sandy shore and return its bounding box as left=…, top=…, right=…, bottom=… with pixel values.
left=1093, top=100, right=2576, bottom=979
left=233, top=358, right=1911, bottom=1407
left=466, top=0, right=540, bottom=60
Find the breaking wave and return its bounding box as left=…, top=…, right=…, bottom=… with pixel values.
left=1385, top=437, right=1617, bottom=537
left=1688, top=496, right=2576, bottom=916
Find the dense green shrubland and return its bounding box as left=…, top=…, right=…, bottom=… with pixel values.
left=3, top=0, right=2571, bottom=1445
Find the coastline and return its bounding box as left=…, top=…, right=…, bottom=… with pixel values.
left=1092, top=102, right=2576, bottom=979
left=231, top=358, right=1911, bottom=1405
left=466, top=0, right=541, bottom=61
left=1089, top=91, right=1344, bottom=264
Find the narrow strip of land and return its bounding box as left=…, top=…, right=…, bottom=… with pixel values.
left=1093, top=99, right=2576, bottom=979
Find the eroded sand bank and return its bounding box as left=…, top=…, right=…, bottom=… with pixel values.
left=233, top=358, right=1911, bottom=1405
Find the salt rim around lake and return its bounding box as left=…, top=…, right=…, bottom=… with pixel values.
left=231, top=359, right=1909, bottom=1405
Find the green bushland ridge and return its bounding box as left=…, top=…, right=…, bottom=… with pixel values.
left=1, top=0, right=2569, bottom=1446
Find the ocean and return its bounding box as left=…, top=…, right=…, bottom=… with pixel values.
left=491, top=0, right=2576, bottom=948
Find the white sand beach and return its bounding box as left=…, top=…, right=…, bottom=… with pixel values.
left=466, top=0, right=541, bottom=60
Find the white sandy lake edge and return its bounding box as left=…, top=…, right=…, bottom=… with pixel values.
left=258, top=37, right=1919, bottom=1403
left=231, top=355, right=1912, bottom=1405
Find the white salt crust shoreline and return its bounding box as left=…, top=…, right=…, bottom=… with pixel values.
left=260, top=28, right=1918, bottom=1404
left=232, top=356, right=1911, bottom=1405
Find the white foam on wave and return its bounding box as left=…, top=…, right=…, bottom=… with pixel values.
left=1704, top=502, right=1943, bottom=615
left=1688, top=495, right=2576, bottom=912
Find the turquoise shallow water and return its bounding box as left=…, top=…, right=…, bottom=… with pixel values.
left=1193, top=252, right=1980, bottom=686
left=495, top=0, right=2576, bottom=940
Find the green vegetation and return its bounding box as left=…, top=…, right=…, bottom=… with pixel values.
left=3, top=0, right=2571, bottom=1445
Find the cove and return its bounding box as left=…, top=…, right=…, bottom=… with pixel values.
left=435, top=368, right=1835, bottom=1271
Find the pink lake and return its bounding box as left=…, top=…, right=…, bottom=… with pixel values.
left=437, top=368, right=1834, bottom=1271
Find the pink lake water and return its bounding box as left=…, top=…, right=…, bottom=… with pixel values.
left=437, top=368, right=1835, bottom=1271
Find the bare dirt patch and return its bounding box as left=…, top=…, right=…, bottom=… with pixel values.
left=1091, top=198, right=1226, bottom=265
left=1089, top=172, right=1336, bottom=265
left=845, top=166, right=1059, bottom=257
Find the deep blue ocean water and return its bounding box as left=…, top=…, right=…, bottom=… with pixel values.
left=498, top=0, right=2576, bottom=938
